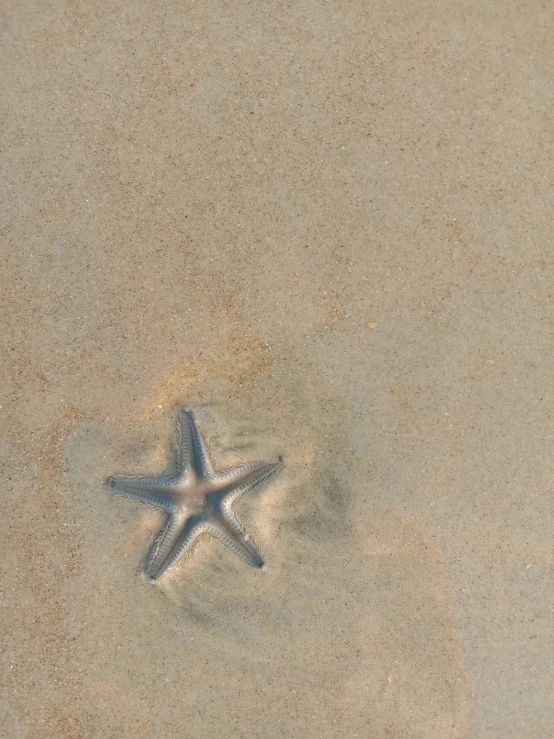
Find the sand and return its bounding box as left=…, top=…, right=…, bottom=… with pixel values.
left=1, top=1, right=553, bottom=737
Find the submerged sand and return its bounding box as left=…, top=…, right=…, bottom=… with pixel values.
left=1, top=1, right=553, bottom=737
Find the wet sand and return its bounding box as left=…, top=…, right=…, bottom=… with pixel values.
left=1, top=1, right=553, bottom=737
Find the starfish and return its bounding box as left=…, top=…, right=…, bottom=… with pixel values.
left=108, top=408, right=283, bottom=582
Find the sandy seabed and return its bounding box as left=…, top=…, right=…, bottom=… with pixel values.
left=1, top=1, right=553, bottom=737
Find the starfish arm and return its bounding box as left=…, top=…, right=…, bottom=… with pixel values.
left=221, top=457, right=284, bottom=506
left=148, top=519, right=207, bottom=582
left=108, top=475, right=176, bottom=513
left=188, top=410, right=215, bottom=478
left=176, top=408, right=195, bottom=475
left=207, top=518, right=265, bottom=569
left=212, top=459, right=272, bottom=489
left=146, top=512, right=185, bottom=579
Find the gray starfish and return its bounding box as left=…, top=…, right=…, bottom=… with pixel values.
left=108, top=408, right=283, bottom=582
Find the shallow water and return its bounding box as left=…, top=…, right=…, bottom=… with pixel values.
left=2, top=1, right=553, bottom=737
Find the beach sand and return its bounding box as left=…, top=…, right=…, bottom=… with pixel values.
left=1, top=1, right=552, bottom=737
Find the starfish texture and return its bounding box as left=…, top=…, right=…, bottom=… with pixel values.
left=108, top=408, right=283, bottom=582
